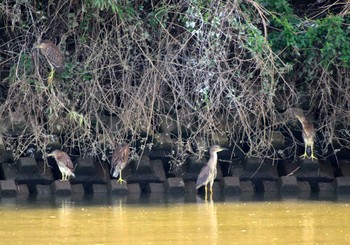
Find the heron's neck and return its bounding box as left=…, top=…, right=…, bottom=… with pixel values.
left=209, top=152, right=218, bottom=165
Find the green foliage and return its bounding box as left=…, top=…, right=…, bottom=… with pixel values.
left=263, top=0, right=350, bottom=71
left=8, top=53, right=33, bottom=83
left=88, top=0, right=135, bottom=20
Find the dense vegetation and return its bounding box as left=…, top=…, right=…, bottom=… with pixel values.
left=0, top=0, right=349, bottom=168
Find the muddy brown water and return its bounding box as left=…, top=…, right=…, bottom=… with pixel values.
left=0, top=194, right=349, bottom=244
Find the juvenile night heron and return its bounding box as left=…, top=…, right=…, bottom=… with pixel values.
left=47, top=150, right=75, bottom=180
left=294, top=112, right=317, bottom=160
left=196, top=145, right=226, bottom=199
left=110, top=143, right=130, bottom=184
left=35, top=40, right=65, bottom=84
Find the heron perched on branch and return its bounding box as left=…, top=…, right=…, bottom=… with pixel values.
left=110, top=143, right=130, bottom=184
left=48, top=150, right=75, bottom=181
left=196, top=145, right=226, bottom=200
left=35, top=40, right=65, bottom=84
left=294, top=111, right=317, bottom=160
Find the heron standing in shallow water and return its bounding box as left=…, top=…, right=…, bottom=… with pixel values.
left=294, top=112, right=317, bottom=160
left=35, top=40, right=65, bottom=84
left=196, top=145, right=226, bottom=200
left=48, top=150, right=75, bottom=181
left=110, top=143, right=130, bottom=184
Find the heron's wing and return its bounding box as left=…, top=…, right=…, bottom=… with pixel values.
left=196, top=164, right=210, bottom=189
left=56, top=151, right=74, bottom=171
left=111, top=144, right=130, bottom=170
left=303, top=121, right=315, bottom=140
left=43, top=43, right=64, bottom=66
left=66, top=158, right=74, bottom=171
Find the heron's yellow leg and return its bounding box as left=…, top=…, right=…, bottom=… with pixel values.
left=60, top=173, right=64, bottom=181
left=300, top=146, right=308, bottom=159
left=48, top=68, right=55, bottom=84
left=210, top=186, right=213, bottom=199
left=310, top=144, right=317, bottom=161
left=205, top=185, right=208, bottom=200
left=117, top=170, right=126, bottom=184
left=300, top=145, right=317, bottom=160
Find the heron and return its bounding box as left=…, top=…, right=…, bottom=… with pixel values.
left=294, top=112, right=317, bottom=160
left=35, top=40, right=65, bottom=84
left=196, top=145, right=226, bottom=199
left=47, top=150, right=75, bottom=181
left=110, top=143, right=130, bottom=184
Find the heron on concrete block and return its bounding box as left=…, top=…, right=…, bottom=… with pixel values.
left=110, top=143, right=130, bottom=184
left=48, top=150, right=75, bottom=181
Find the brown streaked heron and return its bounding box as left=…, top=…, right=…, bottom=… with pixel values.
left=294, top=112, right=317, bottom=160
left=48, top=150, right=75, bottom=180
left=110, top=143, right=130, bottom=184
left=35, top=40, right=65, bottom=84
left=196, top=145, right=226, bottom=199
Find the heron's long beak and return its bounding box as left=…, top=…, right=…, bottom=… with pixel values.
left=47, top=153, right=54, bottom=157
left=218, top=147, right=227, bottom=152
left=34, top=43, right=43, bottom=49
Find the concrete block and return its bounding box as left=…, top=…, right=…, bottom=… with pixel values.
left=339, top=160, right=350, bottom=176
left=127, top=156, right=165, bottom=183
left=154, top=133, right=173, bottom=150
left=184, top=181, right=197, bottom=193
left=281, top=160, right=333, bottom=182
left=271, top=131, right=285, bottom=149
left=35, top=184, right=51, bottom=195
left=2, top=161, right=54, bottom=187
left=240, top=180, right=255, bottom=192
left=245, top=157, right=274, bottom=172
left=298, top=181, right=311, bottom=193
left=262, top=181, right=279, bottom=192
left=108, top=181, right=128, bottom=195
left=72, top=158, right=109, bottom=184
left=51, top=180, right=72, bottom=196
left=150, top=160, right=166, bottom=182
left=159, top=115, right=177, bottom=134
left=279, top=176, right=299, bottom=193
left=0, top=180, right=17, bottom=197
left=17, top=184, right=29, bottom=196
left=148, top=183, right=165, bottom=193
left=221, top=177, right=240, bottom=195
left=92, top=183, right=108, bottom=193
left=134, top=155, right=152, bottom=174
left=127, top=183, right=141, bottom=194
left=166, top=177, right=185, bottom=193
left=319, top=160, right=334, bottom=178
left=239, top=158, right=279, bottom=181
left=16, top=157, right=37, bottom=174
left=300, top=158, right=319, bottom=172
left=71, top=184, right=85, bottom=195
left=74, top=157, right=96, bottom=175
left=335, top=177, right=350, bottom=194
left=318, top=182, right=334, bottom=192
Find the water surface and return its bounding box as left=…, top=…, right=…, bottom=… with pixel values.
left=0, top=194, right=349, bottom=244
